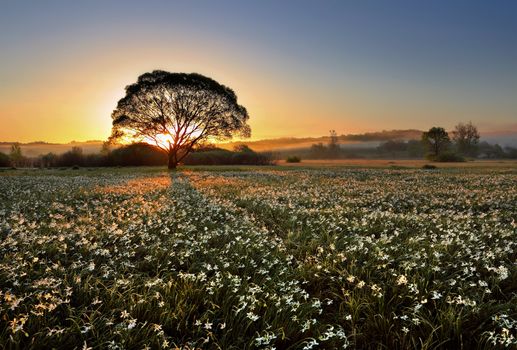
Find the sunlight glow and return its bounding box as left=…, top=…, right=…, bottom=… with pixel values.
left=145, top=133, right=174, bottom=150
left=140, top=127, right=205, bottom=151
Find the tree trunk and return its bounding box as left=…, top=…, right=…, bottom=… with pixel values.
left=168, top=152, right=177, bottom=170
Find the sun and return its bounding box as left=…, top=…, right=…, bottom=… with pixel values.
left=152, top=133, right=174, bottom=149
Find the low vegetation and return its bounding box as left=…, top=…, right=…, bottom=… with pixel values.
left=1, top=166, right=515, bottom=349
left=286, top=156, right=301, bottom=163
left=0, top=143, right=274, bottom=169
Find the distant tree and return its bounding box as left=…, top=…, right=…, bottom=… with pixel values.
left=492, top=144, right=505, bottom=158
left=182, top=145, right=273, bottom=165
left=58, top=147, right=84, bottom=167
left=40, top=153, right=57, bottom=168
left=234, top=144, right=254, bottom=153
left=9, top=144, right=23, bottom=167
left=505, top=146, right=517, bottom=159
left=100, top=141, right=111, bottom=156
left=452, top=121, right=480, bottom=157
left=422, top=127, right=450, bottom=158
left=479, top=142, right=506, bottom=159
left=328, top=130, right=340, bottom=158
left=110, top=71, right=251, bottom=169
left=110, top=143, right=166, bottom=166
left=407, top=140, right=425, bottom=158
left=0, top=152, right=10, bottom=167
left=377, top=140, right=407, bottom=157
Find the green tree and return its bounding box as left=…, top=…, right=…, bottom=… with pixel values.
left=422, top=127, right=450, bottom=158
left=110, top=71, right=251, bottom=169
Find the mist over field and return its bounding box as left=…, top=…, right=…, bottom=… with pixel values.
left=2, top=129, right=516, bottom=156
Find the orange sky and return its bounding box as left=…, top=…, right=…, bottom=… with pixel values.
left=2, top=49, right=513, bottom=143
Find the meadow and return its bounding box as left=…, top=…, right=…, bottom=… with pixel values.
left=0, top=164, right=516, bottom=349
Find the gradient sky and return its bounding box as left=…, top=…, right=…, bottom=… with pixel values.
left=1, top=0, right=516, bottom=143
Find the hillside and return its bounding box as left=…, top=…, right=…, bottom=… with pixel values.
left=219, top=129, right=423, bottom=151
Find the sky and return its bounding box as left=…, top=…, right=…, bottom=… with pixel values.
left=0, top=0, right=516, bottom=143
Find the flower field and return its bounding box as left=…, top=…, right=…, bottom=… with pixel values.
left=1, top=166, right=516, bottom=349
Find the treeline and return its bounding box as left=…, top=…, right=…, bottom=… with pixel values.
left=0, top=143, right=274, bottom=168
left=419, top=123, right=517, bottom=161
left=343, top=129, right=422, bottom=142
left=305, top=132, right=425, bottom=159
left=376, top=139, right=517, bottom=160
left=183, top=145, right=273, bottom=165
left=289, top=122, right=517, bottom=162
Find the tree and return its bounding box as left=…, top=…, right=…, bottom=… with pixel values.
left=233, top=144, right=254, bottom=153
left=109, top=71, right=251, bottom=169
left=328, top=130, right=340, bottom=158
left=422, top=127, right=450, bottom=158
left=310, top=143, right=327, bottom=159
left=377, top=140, right=407, bottom=156
left=40, top=153, right=57, bottom=168
left=0, top=152, right=10, bottom=167
left=452, top=121, right=480, bottom=157
left=9, top=144, right=23, bottom=167
left=58, top=147, right=84, bottom=167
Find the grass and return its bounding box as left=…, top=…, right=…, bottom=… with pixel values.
left=0, top=164, right=516, bottom=349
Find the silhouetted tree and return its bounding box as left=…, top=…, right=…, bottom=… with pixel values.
left=328, top=130, right=340, bottom=158
left=40, top=153, right=58, bottom=168
left=0, top=152, right=10, bottom=167
left=182, top=145, right=273, bottom=165
left=310, top=143, right=327, bottom=158
left=452, top=121, right=480, bottom=157
left=110, top=143, right=166, bottom=166
left=58, top=147, right=84, bottom=166
left=233, top=144, right=254, bottom=153
left=9, top=144, right=23, bottom=167
left=110, top=71, right=251, bottom=169
left=422, top=127, right=450, bottom=158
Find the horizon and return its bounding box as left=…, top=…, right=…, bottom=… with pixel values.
left=1, top=1, right=516, bottom=143
left=1, top=126, right=517, bottom=146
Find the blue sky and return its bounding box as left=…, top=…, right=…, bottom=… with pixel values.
left=0, top=0, right=516, bottom=142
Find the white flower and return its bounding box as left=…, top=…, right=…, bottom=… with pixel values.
left=247, top=312, right=260, bottom=321
left=396, top=275, right=408, bottom=285
left=127, top=319, right=137, bottom=329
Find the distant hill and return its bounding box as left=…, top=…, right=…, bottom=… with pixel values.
left=220, top=129, right=423, bottom=151
left=0, top=141, right=105, bottom=157
left=1, top=129, right=514, bottom=156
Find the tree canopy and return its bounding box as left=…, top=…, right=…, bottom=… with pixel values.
left=422, top=127, right=450, bottom=158
left=452, top=121, right=480, bottom=157
left=110, top=71, right=251, bottom=169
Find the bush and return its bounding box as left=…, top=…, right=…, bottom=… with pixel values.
left=286, top=156, right=301, bottom=163
left=422, top=164, right=437, bottom=169
left=425, top=152, right=465, bottom=162
left=110, top=143, right=166, bottom=166
left=436, top=152, right=465, bottom=162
